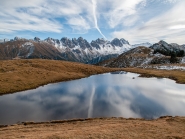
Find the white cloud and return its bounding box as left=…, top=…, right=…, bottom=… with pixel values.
left=0, top=0, right=185, bottom=44
left=112, top=0, right=185, bottom=44
left=96, top=0, right=145, bottom=28
left=67, top=16, right=91, bottom=34
left=123, top=15, right=139, bottom=26
left=0, top=0, right=62, bottom=33
left=0, top=0, right=93, bottom=34
left=169, top=25, right=185, bottom=30
left=0, top=0, right=146, bottom=35
left=91, top=0, right=107, bottom=39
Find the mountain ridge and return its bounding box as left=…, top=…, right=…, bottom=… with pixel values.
left=1, top=37, right=184, bottom=66
left=0, top=36, right=151, bottom=64
left=98, top=40, right=185, bottom=67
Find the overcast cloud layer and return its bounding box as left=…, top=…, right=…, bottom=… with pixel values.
left=0, top=0, right=184, bottom=44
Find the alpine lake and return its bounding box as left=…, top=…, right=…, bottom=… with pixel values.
left=0, top=71, right=185, bottom=125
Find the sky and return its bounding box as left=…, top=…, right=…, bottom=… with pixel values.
left=0, top=0, right=185, bottom=44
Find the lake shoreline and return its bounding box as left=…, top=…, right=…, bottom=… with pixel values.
left=1, top=60, right=185, bottom=96
left=123, top=67, right=185, bottom=84
left=0, top=59, right=120, bottom=96
left=0, top=71, right=116, bottom=96
left=1, top=60, right=185, bottom=138
left=1, top=116, right=185, bottom=138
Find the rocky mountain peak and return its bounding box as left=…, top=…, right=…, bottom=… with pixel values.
left=77, top=37, right=91, bottom=50
left=77, top=37, right=84, bottom=41
left=72, top=38, right=78, bottom=45
left=45, top=37, right=55, bottom=45
left=61, top=37, right=74, bottom=48
left=120, top=38, right=129, bottom=45
left=150, top=40, right=169, bottom=50
left=34, top=37, right=40, bottom=42
left=95, top=38, right=107, bottom=44
left=61, top=37, right=68, bottom=42
left=170, top=43, right=180, bottom=47
left=150, top=40, right=185, bottom=57
left=14, top=37, right=27, bottom=41
left=45, top=37, right=53, bottom=41
left=111, top=38, right=123, bottom=47
left=61, top=37, right=70, bottom=43
left=14, top=36, right=20, bottom=41
left=158, top=40, right=169, bottom=48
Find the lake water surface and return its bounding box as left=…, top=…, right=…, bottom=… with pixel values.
left=0, top=72, right=185, bottom=125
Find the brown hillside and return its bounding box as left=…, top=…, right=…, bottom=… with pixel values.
left=31, top=41, right=64, bottom=59
left=0, top=59, right=118, bottom=95
left=0, top=40, right=28, bottom=59
left=0, top=116, right=185, bottom=139
left=98, top=46, right=181, bottom=67
left=0, top=40, right=65, bottom=60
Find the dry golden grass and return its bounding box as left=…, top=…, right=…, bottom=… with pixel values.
left=1, top=59, right=185, bottom=95
left=0, top=59, right=119, bottom=95
left=0, top=116, right=185, bottom=139
left=123, top=67, right=185, bottom=84
left=1, top=60, right=185, bottom=138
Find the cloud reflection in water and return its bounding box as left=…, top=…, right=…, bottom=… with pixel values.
left=0, top=72, right=185, bottom=125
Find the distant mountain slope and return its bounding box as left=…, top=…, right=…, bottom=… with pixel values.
left=0, top=40, right=65, bottom=60
left=0, top=37, right=134, bottom=64
left=98, top=46, right=169, bottom=67
left=1, top=38, right=184, bottom=66
left=98, top=41, right=185, bottom=68
left=150, top=40, right=185, bottom=56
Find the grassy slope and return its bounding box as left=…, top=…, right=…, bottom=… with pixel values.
left=1, top=60, right=185, bottom=95
left=123, top=67, right=185, bottom=84
left=1, top=60, right=185, bottom=138
left=0, top=117, right=185, bottom=139
left=0, top=59, right=119, bottom=95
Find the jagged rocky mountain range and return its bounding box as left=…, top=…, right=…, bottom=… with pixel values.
left=98, top=41, right=185, bottom=68
left=0, top=37, right=151, bottom=64
left=44, top=37, right=132, bottom=64
left=0, top=37, right=184, bottom=67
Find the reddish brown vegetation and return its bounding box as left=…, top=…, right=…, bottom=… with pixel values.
left=0, top=59, right=118, bottom=95
left=0, top=117, right=185, bottom=139
left=123, top=66, right=185, bottom=84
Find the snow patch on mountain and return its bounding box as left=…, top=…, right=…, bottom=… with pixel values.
left=20, top=42, right=35, bottom=57
left=98, top=46, right=181, bottom=68
left=181, top=57, right=185, bottom=63
left=1, top=36, right=158, bottom=64
left=99, top=46, right=156, bottom=67
left=143, top=65, right=185, bottom=71
left=157, top=66, right=185, bottom=70
left=140, top=58, right=153, bottom=66
left=44, top=37, right=132, bottom=55
left=42, top=37, right=134, bottom=63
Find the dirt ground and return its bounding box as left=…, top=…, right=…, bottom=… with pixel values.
left=0, top=116, right=185, bottom=139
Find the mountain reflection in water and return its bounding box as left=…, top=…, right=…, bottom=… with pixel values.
left=0, top=72, right=185, bottom=125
